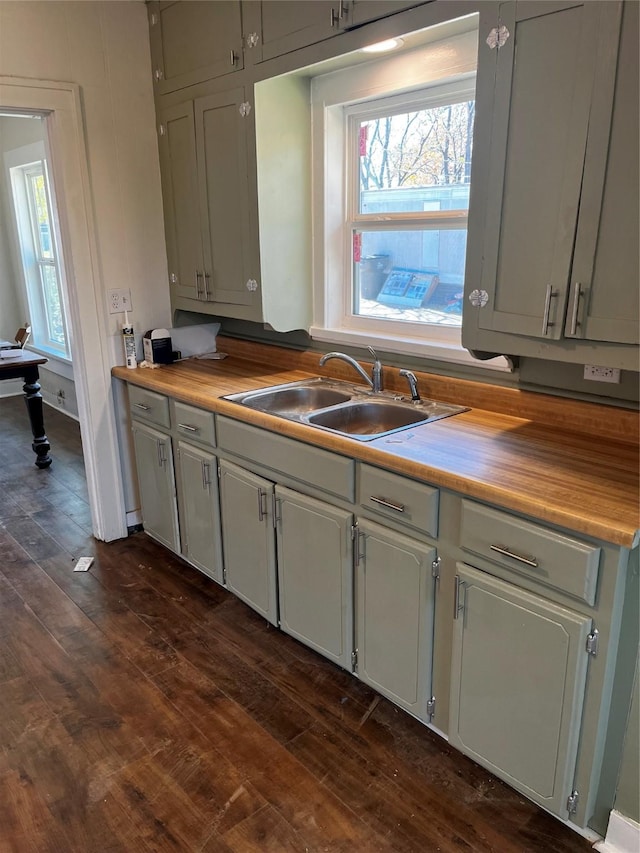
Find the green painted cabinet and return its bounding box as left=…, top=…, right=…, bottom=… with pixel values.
left=242, top=1, right=342, bottom=64
left=148, top=1, right=243, bottom=94
left=158, top=88, right=262, bottom=320
left=463, top=1, right=637, bottom=369
left=355, top=519, right=436, bottom=721
left=131, top=420, right=180, bottom=553
left=218, top=459, right=278, bottom=625
left=276, top=485, right=353, bottom=669
left=449, top=563, right=593, bottom=819
left=175, top=441, right=223, bottom=584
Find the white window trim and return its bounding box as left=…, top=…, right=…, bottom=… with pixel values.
left=4, top=140, right=71, bottom=362
left=310, top=27, right=511, bottom=371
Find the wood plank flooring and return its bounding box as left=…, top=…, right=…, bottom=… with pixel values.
left=0, top=395, right=595, bottom=852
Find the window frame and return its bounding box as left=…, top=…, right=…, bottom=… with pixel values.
left=6, top=141, right=70, bottom=361
left=309, top=26, right=510, bottom=370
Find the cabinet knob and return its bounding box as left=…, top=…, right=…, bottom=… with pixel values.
left=246, top=278, right=258, bottom=292
left=486, top=25, right=510, bottom=49
left=239, top=101, right=252, bottom=117
left=246, top=32, right=259, bottom=49
left=154, top=68, right=164, bottom=82
left=468, top=289, right=489, bottom=308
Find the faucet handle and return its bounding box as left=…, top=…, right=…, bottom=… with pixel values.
left=367, top=345, right=379, bottom=362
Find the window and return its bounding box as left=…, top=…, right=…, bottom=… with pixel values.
left=309, top=23, right=509, bottom=368
left=9, top=151, right=69, bottom=359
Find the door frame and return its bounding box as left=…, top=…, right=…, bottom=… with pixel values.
left=0, top=76, right=127, bottom=541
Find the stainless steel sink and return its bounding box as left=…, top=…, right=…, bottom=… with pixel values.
left=222, top=378, right=467, bottom=441
left=237, top=384, right=352, bottom=415
left=306, top=400, right=440, bottom=437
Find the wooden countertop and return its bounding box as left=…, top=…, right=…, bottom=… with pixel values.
left=112, top=341, right=639, bottom=548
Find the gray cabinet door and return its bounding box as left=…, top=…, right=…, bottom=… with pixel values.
left=148, top=1, right=243, bottom=94
left=195, top=89, right=259, bottom=308
left=566, top=1, right=638, bottom=345
left=243, top=1, right=339, bottom=63
left=158, top=100, right=203, bottom=301
left=275, top=485, right=353, bottom=670
left=449, top=563, right=592, bottom=819
left=468, top=2, right=616, bottom=341
left=218, top=460, right=278, bottom=625
left=355, top=519, right=435, bottom=720
left=132, top=421, right=179, bottom=552
left=349, top=0, right=427, bottom=26
left=176, top=442, right=223, bottom=584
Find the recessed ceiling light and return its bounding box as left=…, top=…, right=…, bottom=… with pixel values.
left=361, top=37, right=404, bottom=54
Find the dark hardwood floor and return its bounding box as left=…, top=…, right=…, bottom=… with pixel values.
left=0, top=395, right=595, bottom=852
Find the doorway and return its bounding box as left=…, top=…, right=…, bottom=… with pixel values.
left=0, top=77, right=127, bottom=542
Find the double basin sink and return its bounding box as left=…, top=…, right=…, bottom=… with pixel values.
left=222, top=378, right=468, bottom=441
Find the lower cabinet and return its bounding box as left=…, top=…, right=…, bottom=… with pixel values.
left=131, top=420, right=180, bottom=552
left=218, top=459, right=278, bottom=625
left=175, top=441, right=223, bottom=584
left=354, top=519, right=436, bottom=722
left=449, top=563, right=593, bottom=819
left=276, top=485, right=353, bottom=670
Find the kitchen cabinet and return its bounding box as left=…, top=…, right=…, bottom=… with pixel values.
left=218, top=459, right=278, bottom=625
left=355, top=519, right=436, bottom=721
left=216, top=419, right=355, bottom=662
left=463, top=0, right=638, bottom=369
left=449, top=563, right=592, bottom=820
left=148, top=1, right=243, bottom=94
left=276, top=485, right=353, bottom=669
left=175, top=441, right=223, bottom=584
left=242, top=1, right=430, bottom=64
left=158, top=87, right=262, bottom=320
left=131, top=420, right=180, bottom=553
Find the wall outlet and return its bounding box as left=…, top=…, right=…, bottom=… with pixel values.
left=107, top=288, right=133, bottom=314
left=583, top=365, right=621, bottom=383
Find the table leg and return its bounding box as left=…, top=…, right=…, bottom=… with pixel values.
left=23, top=367, right=52, bottom=469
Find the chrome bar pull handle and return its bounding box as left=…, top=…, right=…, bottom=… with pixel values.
left=177, top=423, right=198, bottom=433
left=203, top=272, right=211, bottom=300
left=453, top=575, right=465, bottom=620
left=195, top=270, right=203, bottom=298
left=157, top=440, right=167, bottom=468
left=202, top=462, right=211, bottom=490
left=568, top=282, right=583, bottom=336
left=541, top=283, right=558, bottom=335
left=490, top=544, right=538, bottom=568
left=272, top=495, right=281, bottom=529
left=370, top=495, right=405, bottom=513
left=257, top=487, right=267, bottom=522
left=134, top=403, right=150, bottom=411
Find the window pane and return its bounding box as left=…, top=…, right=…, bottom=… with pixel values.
left=29, top=171, right=54, bottom=259
left=358, top=102, right=474, bottom=215
left=40, top=264, right=66, bottom=345
left=353, top=229, right=466, bottom=326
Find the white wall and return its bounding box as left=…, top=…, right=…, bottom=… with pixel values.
left=0, top=0, right=170, bottom=358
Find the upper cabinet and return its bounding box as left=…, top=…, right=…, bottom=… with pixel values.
left=242, top=1, right=429, bottom=64
left=463, top=1, right=638, bottom=370
left=158, top=88, right=262, bottom=321
left=148, top=1, right=244, bottom=94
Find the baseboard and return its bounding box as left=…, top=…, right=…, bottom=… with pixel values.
left=126, top=509, right=142, bottom=530
left=594, top=811, right=640, bottom=853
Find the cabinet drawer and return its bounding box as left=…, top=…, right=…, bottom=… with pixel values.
left=129, top=386, right=170, bottom=429
left=460, top=500, right=600, bottom=605
left=172, top=401, right=216, bottom=447
left=217, top=416, right=354, bottom=501
left=358, top=464, right=438, bottom=538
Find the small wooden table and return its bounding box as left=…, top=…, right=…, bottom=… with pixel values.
left=0, top=347, right=52, bottom=468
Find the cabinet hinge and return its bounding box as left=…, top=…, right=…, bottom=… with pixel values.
left=427, top=696, right=436, bottom=719
left=486, top=24, right=510, bottom=49
left=431, top=556, right=441, bottom=579
left=158, top=123, right=165, bottom=137
left=351, top=649, right=358, bottom=671
left=566, top=790, right=579, bottom=816
left=586, top=628, right=599, bottom=657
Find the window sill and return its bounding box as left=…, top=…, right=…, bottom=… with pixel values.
left=26, top=345, right=74, bottom=379
left=309, top=325, right=513, bottom=372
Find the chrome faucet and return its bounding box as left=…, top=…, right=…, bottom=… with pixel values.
left=399, top=369, right=421, bottom=402
left=319, top=346, right=383, bottom=393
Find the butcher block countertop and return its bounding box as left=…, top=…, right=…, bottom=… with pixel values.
left=112, top=338, right=639, bottom=548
